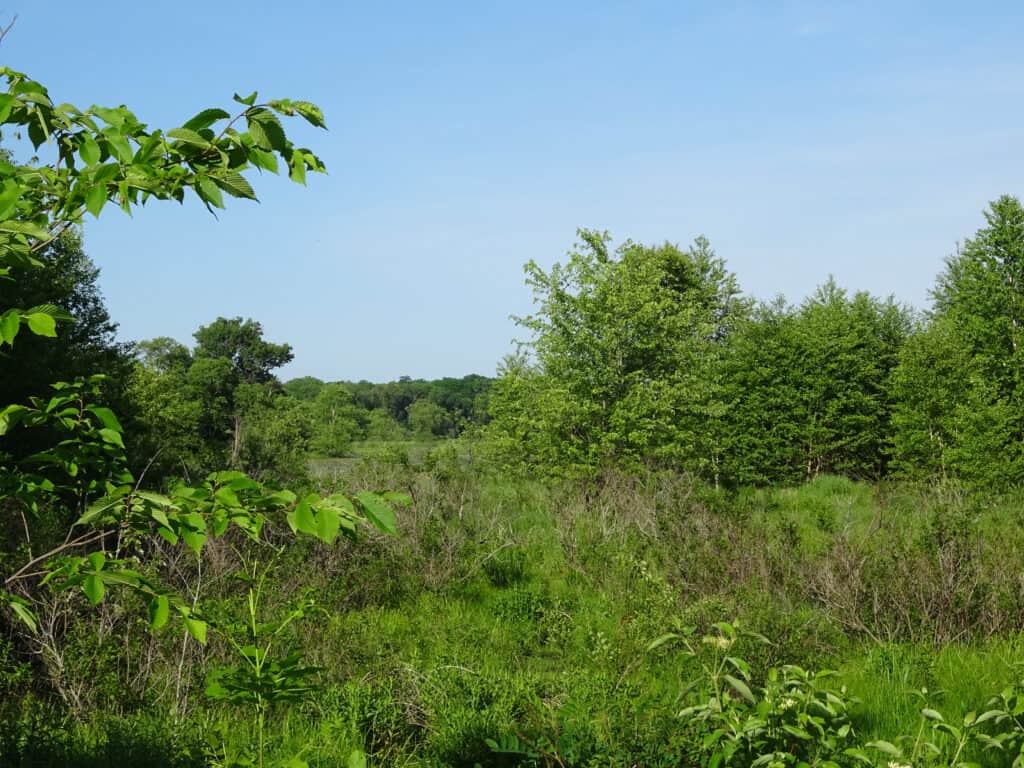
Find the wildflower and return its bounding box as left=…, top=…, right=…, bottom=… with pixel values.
left=701, top=635, right=733, bottom=650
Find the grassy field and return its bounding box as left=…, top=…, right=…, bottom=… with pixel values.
left=5, top=447, right=1024, bottom=766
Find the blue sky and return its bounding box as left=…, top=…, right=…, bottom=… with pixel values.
left=6, top=1, right=1024, bottom=380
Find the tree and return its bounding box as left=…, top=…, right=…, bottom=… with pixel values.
left=891, top=196, right=1024, bottom=485
left=720, top=281, right=911, bottom=485
left=193, top=317, right=293, bottom=465
left=489, top=230, right=748, bottom=477
left=0, top=61, right=333, bottom=634
left=309, top=382, right=363, bottom=456
left=0, top=228, right=132, bottom=406
left=407, top=397, right=450, bottom=438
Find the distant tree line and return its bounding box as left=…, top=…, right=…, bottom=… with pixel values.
left=4, top=196, right=1023, bottom=490
left=486, top=195, right=1024, bottom=488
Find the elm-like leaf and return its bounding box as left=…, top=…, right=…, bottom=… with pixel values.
left=166, top=127, right=210, bottom=148
left=195, top=176, right=225, bottom=209
left=25, top=312, right=57, bottom=337
left=214, top=172, right=257, bottom=200
left=0, top=309, right=19, bottom=345
left=182, top=108, right=230, bottom=131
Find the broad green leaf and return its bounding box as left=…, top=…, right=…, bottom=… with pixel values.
left=166, top=127, right=210, bottom=147
left=79, top=134, right=101, bottom=165
left=87, top=551, right=105, bottom=571
left=83, top=574, right=105, bottom=605
left=149, top=595, right=170, bottom=630
left=0, top=309, right=19, bottom=344
left=249, top=147, right=279, bottom=174
left=247, top=109, right=286, bottom=151
left=214, top=172, right=257, bottom=200
left=0, top=219, right=51, bottom=239
left=25, top=312, right=57, bottom=337
left=182, top=108, right=230, bottom=131
left=287, top=499, right=317, bottom=536
left=87, top=406, right=123, bottom=432
left=0, top=180, right=21, bottom=219
left=922, top=708, right=944, bottom=722
left=106, top=133, right=134, bottom=163
left=724, top=674, right=755, bottom=705
left=99, top=427, right=125, bottom=447
left=293, top=100, right=327, bottom=129
left=85, top=184, right=107, bottom=217
left=181, top=528, right=207, bottom=555
left=316, top=505, right=340, bottom=544
left=234, top=91, right=258, bottom=106
left=0, top=93, right=14, bottom=122
left=356, top=491, right=397, bottom=535
left=184, top=616, right=207, bottom=644
left=196, top=175, right=225, bottom=209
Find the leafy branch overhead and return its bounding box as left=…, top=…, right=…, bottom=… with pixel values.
left=0, top=66, right=326, bottom=291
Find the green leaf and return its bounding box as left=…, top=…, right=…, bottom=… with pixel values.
left=85, top=184, right=107, bottom=217
left=724, top=674, right=755, bottom=705
left=79, top=134, right=101, bottom=165
left=195, top=175, right=224, bottom=209
left=0, top=219, right=51, bottom=239
left=0, top=309, right=19, bottom=345
left=182, top=108, right=230, bottom=131
left=647, top=633, right=681, bottom=651
left=347, top=751, right=366, bottom=768
left=867, top=740, right=902, bottom=758
left=922, top=708, right=945, bottom=722
left=99, top=427, right=125, bottom=448
left=166, top=127, right=210, bottom=147
left=289, top=151, right=307, bottom=185
left=234, top=91, right=258, bottom=106
left=10, top=600, right=38, bottom=634
left=316, top=505, right=340, bottom=544
left=184, top=616, right=207, bottom=645
left=181, top=528, right=207, bottom=555
left=356, top=491, right=397, bottom=535
left=149, top=595, right=170, bottom=630
left=87, top=406, right=123, bottom=432
left=25, top=312, right=57, bottom=337
left=247, top=110, right=286, bottom=151
left=288, top=499, right=317, bottom=536
left=249, top=147, right=279, bottom=174
left=83, top=574, right=105, bottom=605
left=106, top=133, right=133, bottom=163
left=782, top=724, right=812, bottom=740
left=213, top=172, right=257, bottom=200
left=293, top=100, right=327, bottom=129
left=0, top=94, right=15, bottom=123
left=87, top=551, right=106, bottom=571
left=0, top=180, right=22, bottom=219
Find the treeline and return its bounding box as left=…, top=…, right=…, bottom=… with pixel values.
left=4, top=197, right=1023, bottom=492
left=0, top=242, right=491, bottom=486
left=126, top=330, right=491, bottom=482
left=486, top=195, right=1024, bottom=488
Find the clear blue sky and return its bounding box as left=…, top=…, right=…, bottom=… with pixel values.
left=6, top=1, right=1024, bottom=381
